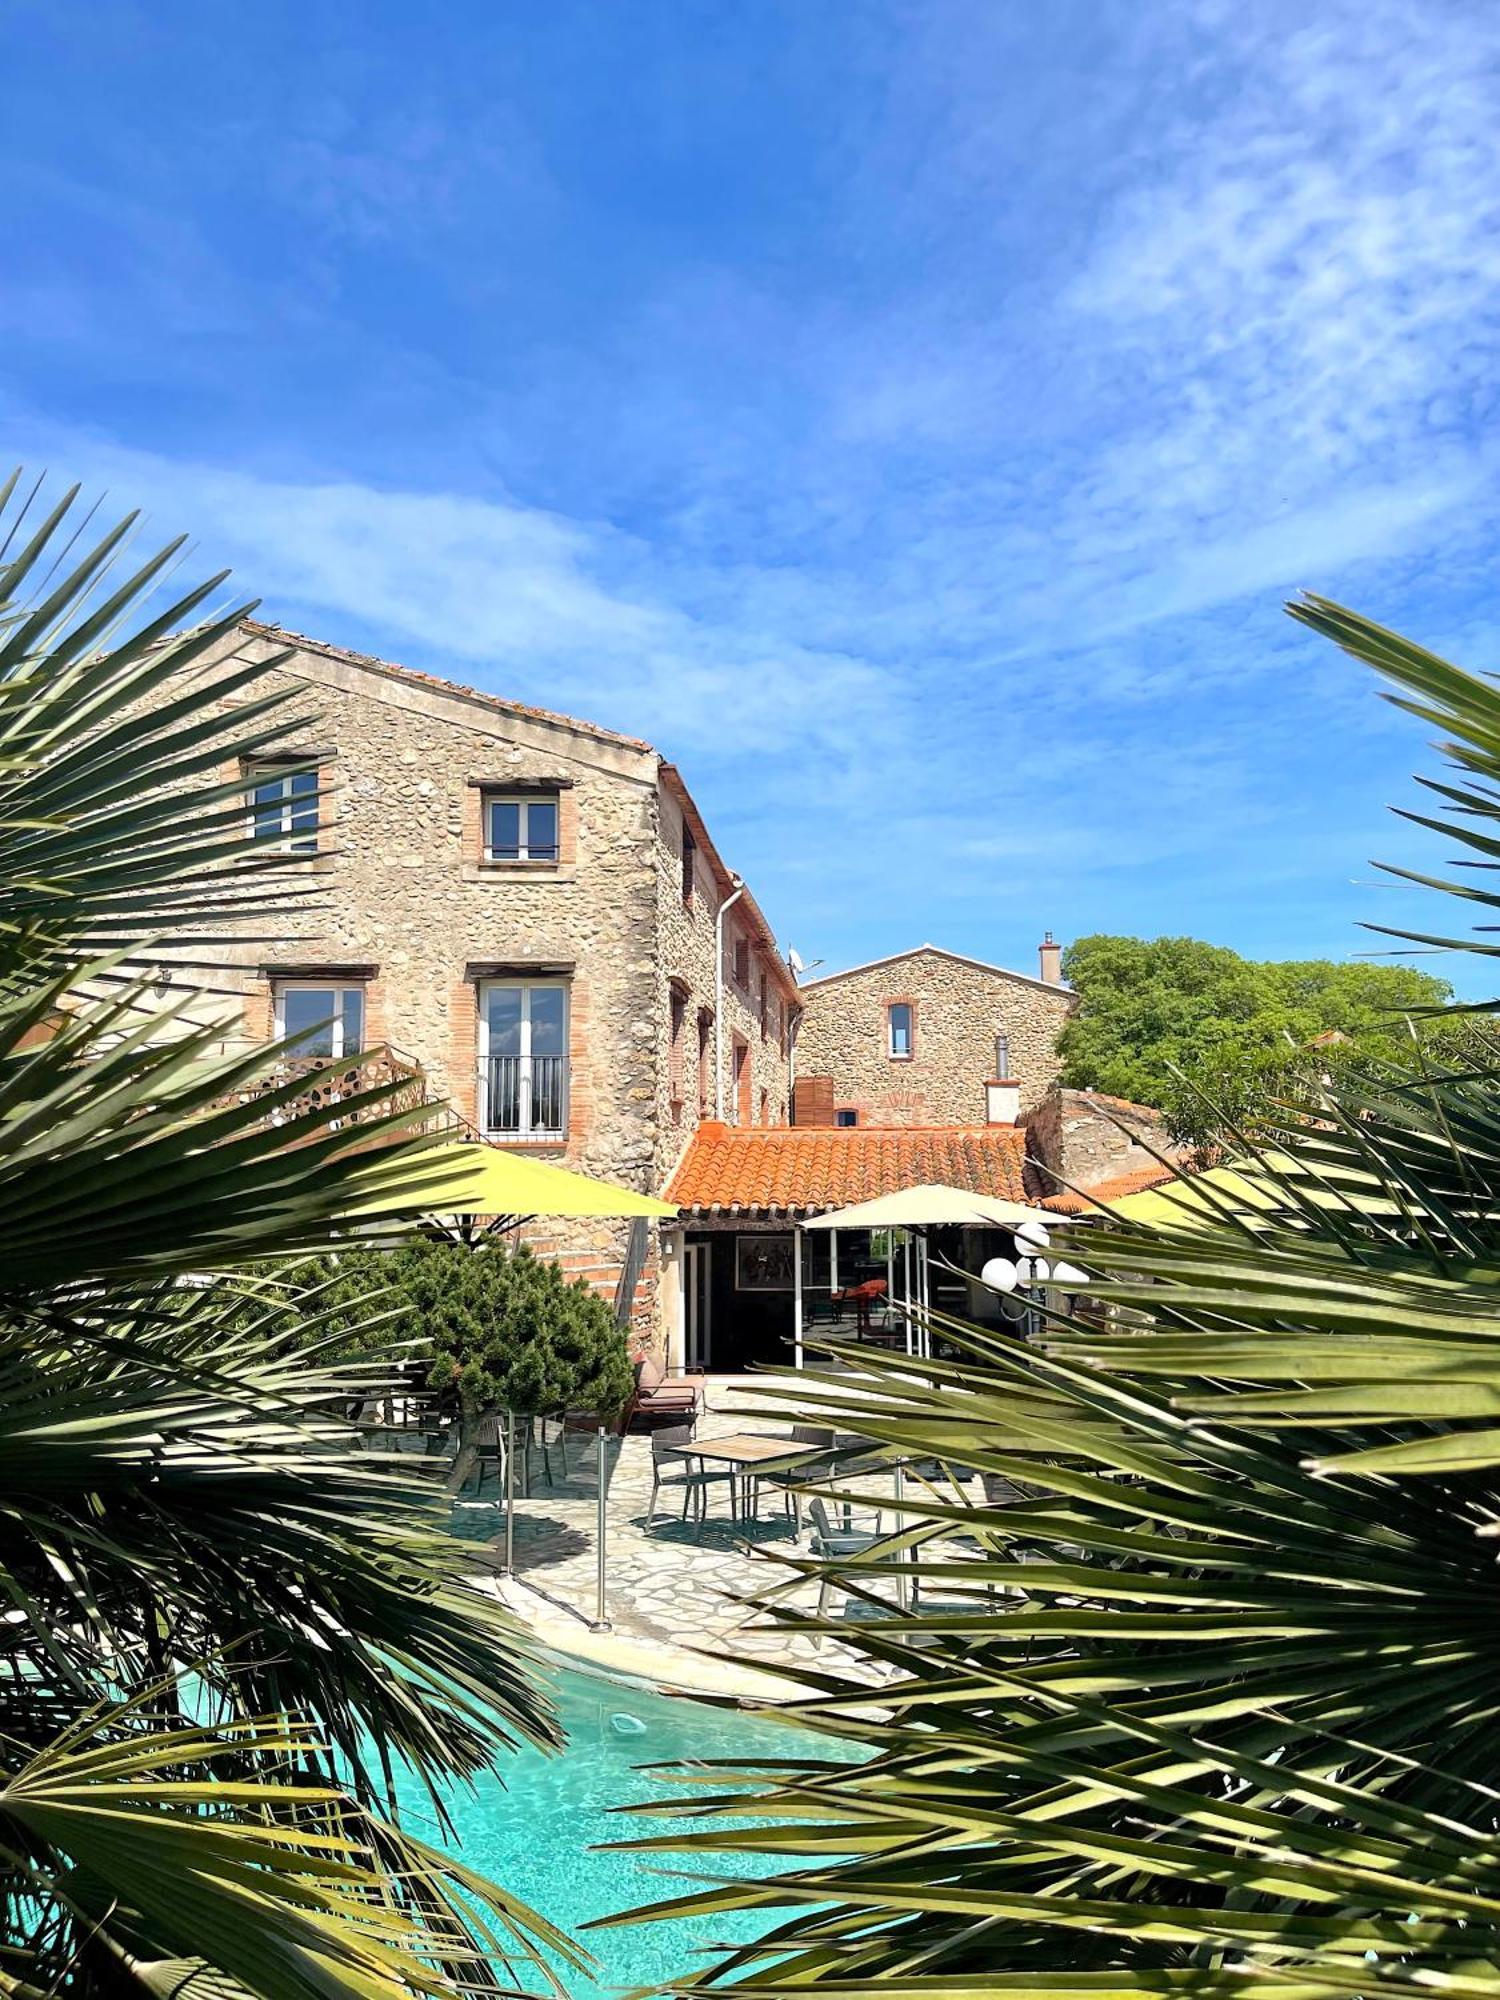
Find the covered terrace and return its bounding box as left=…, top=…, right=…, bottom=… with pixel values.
left=662, top=1117, right=1047, bottom=1372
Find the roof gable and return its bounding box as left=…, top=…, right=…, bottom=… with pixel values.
left=238, top=619, right=652, bottom=753
left=799, top=942, right=1072, bottom=999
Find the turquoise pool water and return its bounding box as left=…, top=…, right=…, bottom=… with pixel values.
left=404, top=1662, right=858, bottom=1998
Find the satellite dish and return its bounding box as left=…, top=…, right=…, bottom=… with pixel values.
left=787, top=947, right=805, bottom=974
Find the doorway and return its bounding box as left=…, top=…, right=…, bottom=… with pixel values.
left=683, top=1240, right=712, bottom=1370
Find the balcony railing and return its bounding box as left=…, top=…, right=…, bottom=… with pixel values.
left=481, top=1053, right=567, bottom=1139
left=221, top=1043, right=479, bottom=1145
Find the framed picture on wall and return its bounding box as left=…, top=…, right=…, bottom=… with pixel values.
left=736, top=1233, right=796, bottom=1291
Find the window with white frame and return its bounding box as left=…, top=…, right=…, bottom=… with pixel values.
left=887, top=1001, right=914, bottom=1059
left=485, top=794, right=560, bottom=862
left=276, top=982, right=365, bottom=1059
left=479, top=980, right=568, bottom=1137
left=248, top=764, right=319, bottom=854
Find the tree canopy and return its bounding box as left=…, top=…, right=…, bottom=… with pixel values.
left=1057, top=931, right=1452, bottom=1144
left=317, top=1235, right=635, bottom=1420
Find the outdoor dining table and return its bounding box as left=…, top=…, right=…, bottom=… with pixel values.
left=664, top=1432, right=820, bottom=1522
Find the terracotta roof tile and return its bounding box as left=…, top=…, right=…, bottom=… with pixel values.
left=666, top=1121, right=1034, bottom=1216
left=1039, top=1162, right=1178, bottom=1214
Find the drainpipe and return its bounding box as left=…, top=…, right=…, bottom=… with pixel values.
left=714, top=873, right=745, bottom=1122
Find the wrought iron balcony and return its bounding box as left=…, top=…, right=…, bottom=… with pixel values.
left=480, top=1053, right=568, bottom=1139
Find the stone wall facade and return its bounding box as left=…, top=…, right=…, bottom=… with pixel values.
left=653, top=776, right=796, bottom=1188
left=1024, top=1088, right=1177, bottom=1194
left=794, top=946, right=1074, bottom=1127
left=153, top=620, right=795, bottom=1349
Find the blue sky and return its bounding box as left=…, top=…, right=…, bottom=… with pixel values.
left=6, top=0, right=1500, bottom=990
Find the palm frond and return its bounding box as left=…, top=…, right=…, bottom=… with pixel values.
left=611, top=601, right=1500, bottom=1992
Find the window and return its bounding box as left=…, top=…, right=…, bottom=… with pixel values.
left=485, top=794, right=559, bottom=863
left=758, top=971, right=769, bottom=1040
left=732, top=1034, right=751, bottom=1126
left=276, top=982, right=364, bottom=1059
left=697, top=1007, right=713, bottom=1118
left=249, top=764, right=319, bottom=854
left=733, top=936, right=750, bottom=988
left=478, top=980, right=568, bottom=1137
left=994, top=1031, right=1012, bottom=1078
left=835, top=1107, right=859, bottom=1128
left=888, top=1001, right=914, bottom=1059
left=681, top=827, right=696, bottom=904
left=669, top=983, right=689, bottom=1124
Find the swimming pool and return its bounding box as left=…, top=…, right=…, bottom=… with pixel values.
left=406, top=1660, right=857, bottom=1998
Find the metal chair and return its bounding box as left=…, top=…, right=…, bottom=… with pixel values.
left=806, top=1494, right=890, bottom=1618
left=758, top=1425, right=836, bottom=1529
left=646, top=1423, right=733, bottom=1524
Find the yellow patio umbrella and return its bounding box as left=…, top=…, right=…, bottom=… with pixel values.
left=340, top=1141, right=679, bottom=1221
left=1102, top=1153, right=1390, bottom=1231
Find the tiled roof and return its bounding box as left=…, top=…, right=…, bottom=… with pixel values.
left=666, top=1120, right=1035, bottom=1216
left=1039, top=1162, right=1178, bottom=1214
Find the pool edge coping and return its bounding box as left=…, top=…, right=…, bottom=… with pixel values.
left=486, top=1574, right=801, bottom=1706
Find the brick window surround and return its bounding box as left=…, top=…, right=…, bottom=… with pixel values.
left=733, top=1032, right=752, bottom=1126
left=463, top=776, right=577, bottom=870
left=681, top=827, right=696, bottom=906
left=452, top=960, right=584, bottom=1150
left=886, top=996, right=917, bottom=1061
left=696, top=1006, right=714, bottom=1119
left=248, top=961, right=383, bottom=1051
left=668, top=979, right=689, bottom=1126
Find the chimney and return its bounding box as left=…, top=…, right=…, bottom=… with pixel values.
left=1038, top=930, right=1062, bottom=984
left=984, top=1078, right=1020, bottom=1126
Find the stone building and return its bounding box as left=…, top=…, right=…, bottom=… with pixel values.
left=1026, top=1089, right=1183, bottom=1211
left=157, top=618, right=799, bottom=1340
left=791, top=941, right=1075, bottom=1129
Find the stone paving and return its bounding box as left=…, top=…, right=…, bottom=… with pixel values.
left=445, top=1381, right=906, bottom=1688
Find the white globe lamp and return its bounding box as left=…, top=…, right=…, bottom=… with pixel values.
left=980, top=1256, right=1020, bottom=1294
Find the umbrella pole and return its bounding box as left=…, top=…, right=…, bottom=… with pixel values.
left=902, top=1233, right=912, bottom=1357
left=793, top=1225, right=805, bottom=1371
left=503, top=1408, right=515, bottom=1576
left=917, top=1233, right=929, bottom=1361
left=590, top=1423, right=611, bottom=1632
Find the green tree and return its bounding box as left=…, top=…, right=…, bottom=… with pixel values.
left=1058, top=929, right=1452, bottom=1146
left=620, top=599, right=1500, bottom=1998
left=0, top=479, right=578, bottom=1997
left=312, top=1236, right=635, bottom=1490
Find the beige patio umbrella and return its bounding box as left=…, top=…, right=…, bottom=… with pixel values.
left=798, top=1183, right=1054, bottom=1363
left=800, top=1183, right=1057, bottom=1231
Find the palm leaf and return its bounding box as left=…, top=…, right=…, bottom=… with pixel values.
left=0, top=478, right=564, bottom=1994
left=608, top=601, right=1500, bottom=1993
